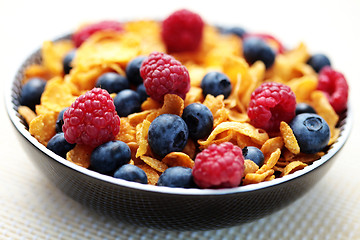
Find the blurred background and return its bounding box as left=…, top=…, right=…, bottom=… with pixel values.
left=1, top=0, right=359, bottom=239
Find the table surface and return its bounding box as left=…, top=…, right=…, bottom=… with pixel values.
left=1, top=0, right=360, bottom=239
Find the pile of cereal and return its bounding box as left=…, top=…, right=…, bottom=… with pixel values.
left=18, top=9, right=349, bottom=189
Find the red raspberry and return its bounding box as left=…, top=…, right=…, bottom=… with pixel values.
left=317, top=66, right=349, bottom=113
left=247, top=82, right=296, bottom=132
left=161, top=9, right=204, bottom=53
left=62, top=88, right=120, bottom=147
left=193, top=142, right=245, bottom=189
left=72, top=20, right=123, bottom=47
left=140, top=52, right=190, bottom=102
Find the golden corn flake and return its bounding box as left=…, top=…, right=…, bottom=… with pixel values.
left=42, top=40, right=75, bottom=76
left=140, top=156, right=168, bottom=173
left=162, top=152, right=195, bottom=169
left=243, top=159, right=259, bottom=176
left=66, top=144, right=93, bottom=168
left=280, top=121, right=300, bottom=154
left=41, top=76, right=79, bottom=112
left=243, top=169, right=274, bottom=185
left=135, top=120, right=151, bottom=158
left=29, top=111, right=57, bottom=146
left=137, top=164, right=160, bottom=185
left=18, top=106, right=37, bottom=126
left=281, top=161, right=308, bottom=177
left=115, top=117, right=136, bottom=143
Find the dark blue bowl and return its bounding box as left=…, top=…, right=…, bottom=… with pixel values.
left=5, top=38, right=352, bottom=231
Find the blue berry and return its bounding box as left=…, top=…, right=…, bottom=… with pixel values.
left=182, top=103, right=213, bottom=140
left=113, top=89, right=141, bottom=117
left=307, top=54, right=331, bottom=73
left=136, top=83, right=149, bottom=103
left=243, top=37, right=276, bottom=69
left=289, top=113, right=330, bottom=154
left=126, top=56, right=147, bottom=86
left=95, top=72, right=129, bottom=94
left=47, top=132, right=76, bottom=158
left=55, top=107, right=68, bottom=133
left=148, top=114, right=189, bottom=157
left=114, top=164, right=148, bottom=184
left=242, top=146, right=265, bottom=167
left=20, top=77, right=47, bottom=111
left=295, top=103, right=316, bottom=115
left=201, top=71, right=232, bottom=99
left=63, top=50, right=76, bottom=75
left=219, top=26, right=246, bottom=38
left=157, top=167, right=195, bottom=188
left=90, top=140, right=131, bottom=174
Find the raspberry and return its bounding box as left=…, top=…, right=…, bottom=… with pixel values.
left=72, top=20, right=123, bottom=47
left=192, top=142, right=245, bottom=189
left=140, top=52, right=190, bottom=102
left=247, top=82, right=296, bottom=132
left=317, top=66, right=349, bottom=113
left=62, top=88, right=120, bottom=148
left=161, top=9, right=204, bottom=52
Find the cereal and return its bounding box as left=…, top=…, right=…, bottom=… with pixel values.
left=19, top=10, right=347, bottom=189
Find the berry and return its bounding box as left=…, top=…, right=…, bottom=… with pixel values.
left=247, top=82, right=296, bottom=132
left=157, top=167, right=195, bottom=188
left=90, top=140, right=131, bottom=174
left=193, top=142, right=245, bottom=189
left=242, top=146, right=264, bottom=167
left=218, top=26, right=246, bottom=38
left=148, top=114, right=189, bottom=158
left=161, top=9, right=204, bottom=52
left=200, top=71, right=232, bottom=99
left=295, top=103, right=316, bottom=115
left=244, top=33, right=285, bottom=54
left=62, top=88, right=120, bottom=147
left=55, top=107, right=68, bottom=133
left=317, top=66, right=349, bottom=113
left=243, top=37, right=276, bottom=69
left=72, top=20, right=123, bottom=47
left=136, top=83, right=149, bottom=103
left=47, top=132, right=76, bottom=158
left=182, top=103, right=213, bottom=140
left=289, top=113, right=330, bottom=154
left=114, top=164, right=148, bottom=184
left=63, top=50, right=76, bottom=75
left=126, top=56, right=147, bottom=86
left=113, top=89, right=141, bottom=117
left=20, top=77, right=47, bottom=111
left=307, top=54, right=331, bottom=73
left=95, top=72, right=129, bottom=94
left=140, top=52, right=190, bottom=102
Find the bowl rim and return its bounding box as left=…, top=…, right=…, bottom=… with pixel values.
left=4, top=41, right=353, bottom=197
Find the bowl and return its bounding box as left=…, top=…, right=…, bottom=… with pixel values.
left=5, top=35, right=352, bottom=231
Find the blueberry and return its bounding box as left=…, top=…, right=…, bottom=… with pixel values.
left=200, top=71, right=232, bottom=99
left=95, top=72, right=129, bottom=94
left=113, top=89, right=141, bottom=117
left=157, top=167, right=195, bottom=188
left=307, top=54, right=331, bottom=73
left=63, top=50, right=76, bottom=75
left=242, top=146, right=265, bottom=167
left=243, top=37, right=276, bottom=69
left=126, top=56, right=147, bottom=86
left=114, top=164, right=148, bottom=184
left=289, top=113, right=330, bottom=154
left=218, top=26, right=246, bottom=38
left=148, top=114, right=189, bottom=158
left=136, top=83, right=149, bottom=103
left=295, top=103, right=316, bottom=115
left=55, top=107, right=68, bottom=133
left=90, top=140, right=131, bottom=174
left=20, top=77, right=47, bottom=111
left=47, top=132, right=76, bottom=158
left=182, top=103, right=213, bottom=140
